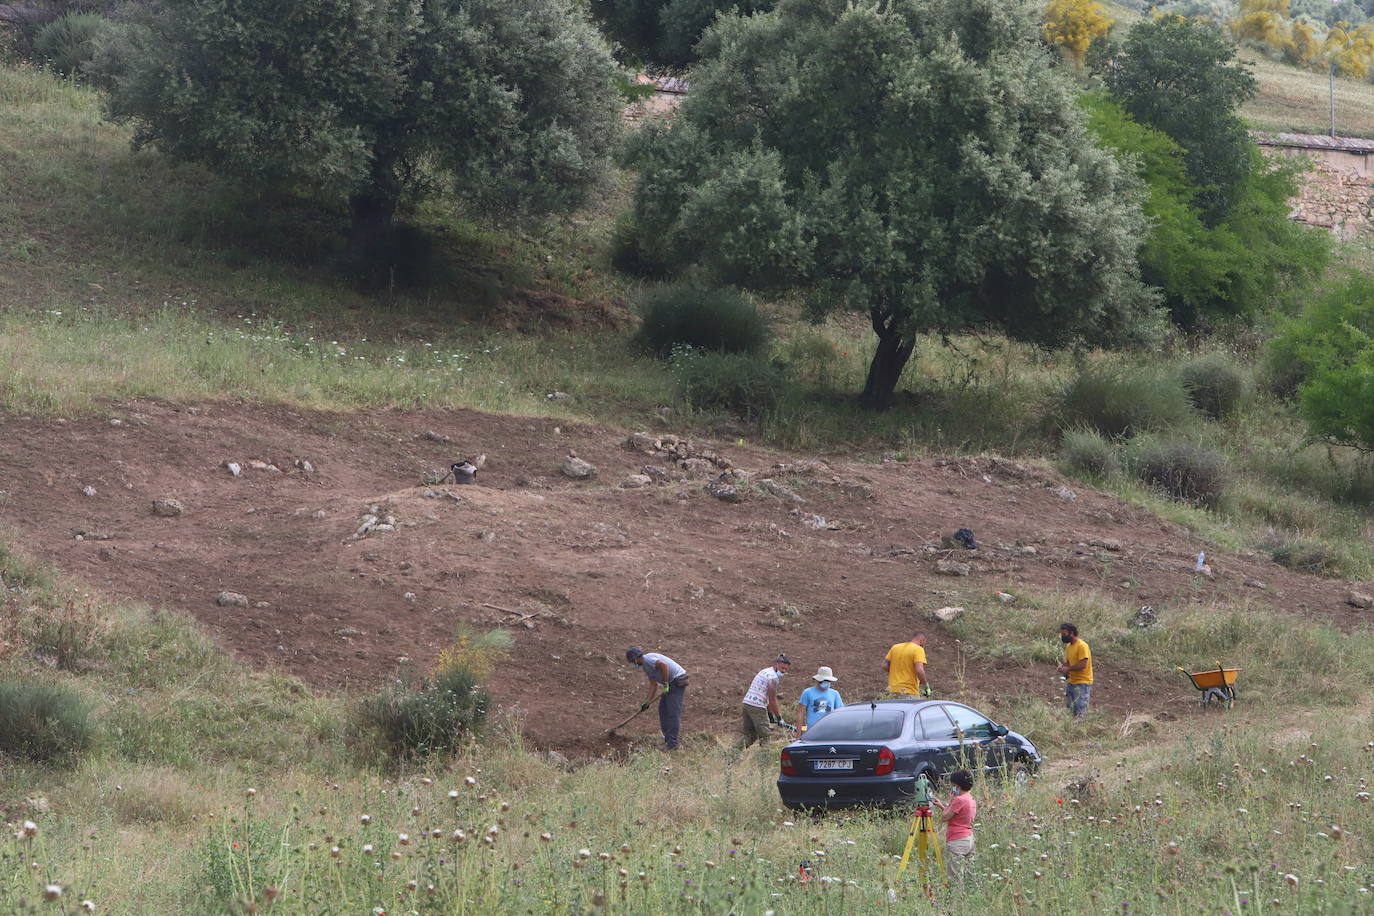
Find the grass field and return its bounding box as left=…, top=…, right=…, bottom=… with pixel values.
left=4, top=541, right=1374, bottom=914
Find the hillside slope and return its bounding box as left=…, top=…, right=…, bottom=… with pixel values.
left=2, top=401, right=1369, bottom=753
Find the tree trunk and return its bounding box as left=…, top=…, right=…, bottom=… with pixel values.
left=859, top=311, right=915, bottom=411
left=345, top=186, right=399, bottom=265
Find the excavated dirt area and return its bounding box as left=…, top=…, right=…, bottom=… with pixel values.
left=1, top=401, right=1371, bottom=755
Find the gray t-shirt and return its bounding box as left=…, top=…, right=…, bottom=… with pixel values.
left=639, top=652, right=686, bottom=684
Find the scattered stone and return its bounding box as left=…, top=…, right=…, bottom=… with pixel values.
left=1243, top=578, right=1267, bottom=590
left=151, top=498, right=185, bottom=518
left=1052, top=486, right=1078, bottom=502
left=641, top=465, right=669, bottom=481
left=885, top=545, right=917, bottom=557
left=355, top=515, right=380, bottom=537
left=80, top=486, right=97, bottom=497
left=1198, top=564, right=1214, bottom=578
left=705, top=481, right=743, bottom=503
left=215, top=591, right=250, bottom=608
left=621, top=474, right=652, bottom=489
left=1088, top=537, right=1123, bottom=552
left=678, top=458, right=715, bottom=476
left=312, top=509, right=327, bottom=519
left=627, top=432, right=659, bottom=453
left=421, top=469, right=449, bottom=485
left=547, top=750, right=571, bottom=769
left=422, top=430, right=451, bottom=444
left=995, top=591, right=1016, bottom=603
left=1019, top=545, right=1038, bottom=556
left=476, top=530, right=496, bottom=542
left=26, top=797, right=50, bottom=813
left=98, top=546, right=116, bottom=561
left=929, top=606, right=964, bottom=623
left=546, top=391, right=572, bottom=401
left=935, top=558, right=972, bottom=577
left=295, top=458, right=315, bottom=473
left=253, top=601, right=271, bottom=609
left=247, top=460, right=271, bottom=471
left=225, top=462, right=242, bottom=478
left=759, top=480, right=804, bottom=503
left=800, top=513, right=836, bottom=530
left=403, top=592, right=417, bottom=602
left=1131, top=605, right=1159, bottom=629
left=334, top=627, right=363, bottom=637
left=1346, top=591, right=1374, bottom=610
left=421, top=488, right=438, bottom=498
left=372, top=524, right=396, bottom=533
left=562, top=455, right=597, bottom=479
left=108, top=418, right=123, bottom=427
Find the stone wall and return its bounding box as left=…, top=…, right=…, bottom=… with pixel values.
left=1261, top=146, right=1374, bottom=238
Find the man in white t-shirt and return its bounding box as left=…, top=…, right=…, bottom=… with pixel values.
left=738, top=653, right=790, bottom=748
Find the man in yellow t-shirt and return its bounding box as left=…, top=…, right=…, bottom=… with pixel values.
left=883, top=633, right=931, bottom=697
left=1056, top=622, right=1092, bottom=719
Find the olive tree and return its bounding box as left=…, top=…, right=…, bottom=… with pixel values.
left=104, top=0, right=623, bottom=261
left=627, top=0, right=1158, bottom=409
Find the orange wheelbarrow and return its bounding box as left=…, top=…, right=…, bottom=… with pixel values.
left=1176, top=662, right=1240, bottom=709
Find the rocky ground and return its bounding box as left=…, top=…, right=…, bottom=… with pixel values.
left=2, top=400, right=1370, bottom=755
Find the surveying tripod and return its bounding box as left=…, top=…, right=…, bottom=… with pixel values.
left=897, top=774, right=945, bottom=889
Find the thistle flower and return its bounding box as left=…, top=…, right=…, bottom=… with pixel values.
left=363, top=844, right=374, bottom=853
left=451, top=830, right=466, bottom=843
left=245, top=788, right=257, bottom=798
left=360, top=814, right=372, bottom=825
left=1284, top=874, right=1299, bottom=887
left=43, top=885, right=62, bottom=901
left=464, top=776, right=477, bottom=786
left=22, top=820, right=38, bottom=838
left=420, top=778, right=433, bottom=786
left=539, top=832, right=552, bottom=842
left=448, top=791, right=459, bottom=802
left=398, top=833, right=411, bottom=845
left=80, top=902, right=96, bottom=912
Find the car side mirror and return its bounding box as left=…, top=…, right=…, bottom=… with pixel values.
left=992, top=723, right=1009, bottom=737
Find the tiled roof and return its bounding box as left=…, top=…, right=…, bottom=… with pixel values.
left=1254, top=131, right=1374, bottom=153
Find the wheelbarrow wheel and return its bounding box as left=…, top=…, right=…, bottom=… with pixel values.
left=1200, top=687, right=1230, bottom=709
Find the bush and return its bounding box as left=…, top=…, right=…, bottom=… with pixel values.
left=672, top=348, right=785, bottom=417
left=637, top=283, right=770, bottom=357
left=1131, top=437, right=1228, bottom=507
left=1268, top=273, right=1374, bottom=401
left=1268, top=539, right=1340, bottom=576
left=0, top=680, right=93, bottom=765
left=1059, top=426, right=1120, bottom=477
left=33, top=12, right=109, bottom=77
left=1176, top=353, right=1246, bottom=420
left=361, top=665, right=489, bottom=758
left=1057, top=367, right=1195, bottom=438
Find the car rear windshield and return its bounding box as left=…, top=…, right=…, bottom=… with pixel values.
left=804, top=709, right=906, bottom=742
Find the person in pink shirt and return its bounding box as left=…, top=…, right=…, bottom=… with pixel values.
left=931, top=769, right=976, bottom=883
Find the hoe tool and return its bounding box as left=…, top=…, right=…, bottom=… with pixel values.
left=607, top=693, right=661, bottom=736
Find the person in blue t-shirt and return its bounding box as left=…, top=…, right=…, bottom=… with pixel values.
left=796, top=666, right=844, bottom=732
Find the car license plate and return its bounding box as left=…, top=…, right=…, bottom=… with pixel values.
left=813, top=759, right=854, bottom=770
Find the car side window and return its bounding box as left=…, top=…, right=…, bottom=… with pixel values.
left=944, top=704, right=994, bottom=739
left=916, top=705, right=956, bottom=740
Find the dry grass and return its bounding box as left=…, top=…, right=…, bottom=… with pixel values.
left=1242, top=51, right=1374, bottom=138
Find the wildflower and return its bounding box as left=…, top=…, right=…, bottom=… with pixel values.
left=363, top=844, right=374, bottom=854
left=448, top=791, right=459, bottom=801
left=245, top=788, right=257, bottom=798
left=620, top=843, right=631, bottom=853
left=420, top=778, right=433, bottom=786
left=398, top=833, right=411, bottom=845
left=80, top=902, right=96, bottom=913
left=539, top=832, right=552, bottom=842
left=22, top=820, right=38, bottom=838
left=1330, top=826, right=1345, bottom=840
left=578, top=848, right=592, bottom=859
left=1283, top=874, right=1299, bottom=887
left=44, top=885, right=62, bottom=901
left=411, top=807, right=421, bottom=817
left=331, top=846, right=341, bottom=858
left=464, top=776, right=477, bottom=786
left=406, top=880, right=418, bottom=892
left=599, top=852, right=610, bottom=861
left=360, top=814, right=372, bottom=825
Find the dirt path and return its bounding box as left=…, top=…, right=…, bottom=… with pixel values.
left=1, top=400, right=1370, bottom=753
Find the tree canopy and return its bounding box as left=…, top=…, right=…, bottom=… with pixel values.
left=1100, top=15, right=1257, bottom=226
left=627, top=0, right=1158, bottom=409
left=103, top=0, right=623, bottom=264
left=592, top=0, right=775, bottom=66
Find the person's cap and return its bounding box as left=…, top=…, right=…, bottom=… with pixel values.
left=775, top=653, right=791, bottom=665
left=625, top=646, right=645, bottom=662
left=812, top=666, right=837, bottom=683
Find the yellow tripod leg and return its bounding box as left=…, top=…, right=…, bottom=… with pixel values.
left=897, top=811, right=920, bottom=875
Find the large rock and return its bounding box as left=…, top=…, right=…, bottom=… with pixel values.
left=1088, top=537, right=1122, bottom=552
left=935, top=558, right=972, bottom=577
left=562, top=456, right=597, bottom=479
left=621, top=474, right=652, bottom=489
left=1347, top=591, right=1374, bottom=610
left=151, top=498, right=186, bottom=518
left=759, top=480, right=805, bottom=503
left=215, top=591, right=250, bottom=608
left=705, top=481, right=744, bottom=503
left=929, top=606, right=965, bottom=623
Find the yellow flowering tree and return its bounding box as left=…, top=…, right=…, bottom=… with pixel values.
left=1044, top=0, right=1114, bottom=67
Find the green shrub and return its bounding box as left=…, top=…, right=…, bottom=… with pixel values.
left=1059, top=426, right=1119, bottom=477
left=1131, top=437, right=1228, bottom=507
left=0, top=679, right=93, bottom=765
left=1057, top=367, right=1194, bottom=438
left=638, top=283, right=770, bottom=357
left=1268, top=539, right=1340, bottom=576
left=1268, top=273, right=1374, bottom=401
left=672, top=347, right=785, bottom=417
left=33, top=12, right=109, bottom=77
left=360, top=665, right=489, bottom=758
left=1176, top=353, right=1246, bottom=420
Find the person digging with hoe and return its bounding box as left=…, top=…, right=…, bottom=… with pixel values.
left=739, top=653, right=792, bottom=747
left=625, top=647, right=689, bottom=750
left=1057, top=623, right=1092, bottom=719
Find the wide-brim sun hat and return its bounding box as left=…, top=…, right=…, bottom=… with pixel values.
left=812, top=666, right=837, bottom=682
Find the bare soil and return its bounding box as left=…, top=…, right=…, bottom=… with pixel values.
left=1, top=401, right=1369, bottom=755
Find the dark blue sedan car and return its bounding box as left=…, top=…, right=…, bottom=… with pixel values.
left=777, top=699, right=1041, bottom=809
